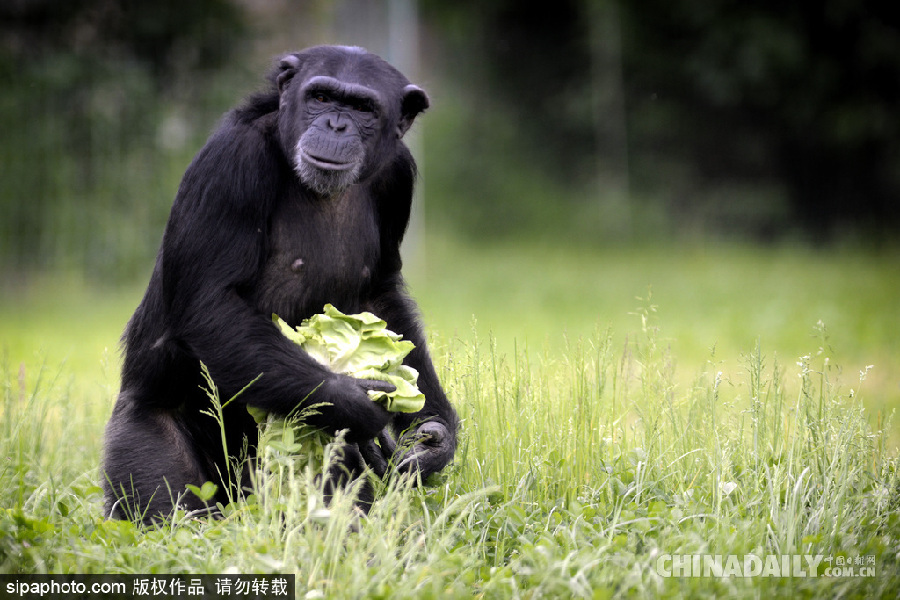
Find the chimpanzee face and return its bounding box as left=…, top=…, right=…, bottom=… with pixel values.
left=275, top=46, right=429, bottom=198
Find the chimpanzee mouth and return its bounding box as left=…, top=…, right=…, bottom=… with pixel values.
left=295, top=149, right=362, bottom=198
left=300, top=150, right=356, bottom=172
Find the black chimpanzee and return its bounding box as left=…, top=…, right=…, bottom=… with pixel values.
left=101, top=45, right=458, bottom=524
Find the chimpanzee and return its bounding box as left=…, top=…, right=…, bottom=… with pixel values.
left=101, top=45, right=458, bottom=524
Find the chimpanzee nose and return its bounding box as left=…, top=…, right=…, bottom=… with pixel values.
left=328, top=114, right=349, bottom=133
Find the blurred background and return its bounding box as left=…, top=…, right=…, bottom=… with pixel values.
left=2, top=1, right=899, bottom=431
left=3, top=0, right=900, bottom=281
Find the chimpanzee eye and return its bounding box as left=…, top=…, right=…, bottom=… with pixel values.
left=312, top=92, right=329, bottom=103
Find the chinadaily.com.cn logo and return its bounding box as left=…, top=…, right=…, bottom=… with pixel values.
left=655, top=554, right=877, bottom=578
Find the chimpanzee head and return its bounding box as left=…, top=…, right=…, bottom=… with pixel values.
left=274, top=45, right=429, bottom=198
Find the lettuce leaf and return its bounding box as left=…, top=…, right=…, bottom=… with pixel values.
left=273, top=304, right=425, bottom=414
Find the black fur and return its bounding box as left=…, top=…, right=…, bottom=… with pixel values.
left=102, top=46, right=458, bottom=524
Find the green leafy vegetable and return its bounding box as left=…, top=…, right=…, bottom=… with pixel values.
left=273, top=304, right=425, bottom=414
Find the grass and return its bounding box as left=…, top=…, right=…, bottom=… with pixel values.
left=406, top=235, right=900, bottom=440
left=1, top=238, right=899, bottom=597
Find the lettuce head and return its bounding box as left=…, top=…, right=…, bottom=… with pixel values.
left=273, top=304, right=425, bottom=413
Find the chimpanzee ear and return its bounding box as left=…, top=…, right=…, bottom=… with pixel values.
left=276, top=54, right=303, bottom=93
left=397, top=84, right=430, bottom=138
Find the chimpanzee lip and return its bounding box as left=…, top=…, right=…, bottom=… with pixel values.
left=301, top=150, right=355, bottom=171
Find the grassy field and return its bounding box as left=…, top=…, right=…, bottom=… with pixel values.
left=1, top=237, right=899, bottom=597
left=407, top=236, right=900, bottom=434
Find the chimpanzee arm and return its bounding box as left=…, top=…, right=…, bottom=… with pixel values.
left=155, top=116, right=392, bottom=440
left=362, top=151, right=459, bottom=480
left=366, top=276, right=459, bottom=480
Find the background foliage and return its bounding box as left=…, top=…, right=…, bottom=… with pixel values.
left=423, top=0, right=900, bottom=243
left=2, top=0, right=900, bottom=282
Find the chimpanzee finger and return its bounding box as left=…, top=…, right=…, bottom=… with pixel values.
left=359, top=437, right=389, bottom=477
left=377, top=428, right=397, bottom=458
left=356, top=378, right=396, bottom=395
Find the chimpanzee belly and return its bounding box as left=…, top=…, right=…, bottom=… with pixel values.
left=253, top=188, right=380, bottom=325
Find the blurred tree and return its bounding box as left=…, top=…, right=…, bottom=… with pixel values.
left=423, top=1, right=595, bottom=178
left=1, top=0, right=244, bottom=84
left=419, top=0, right=613, bottom=243
left=423, top=0, right=900, bottom=243
left=621, top=0, right=900, bottom=241
left=0, top=0, right=245, bottom=279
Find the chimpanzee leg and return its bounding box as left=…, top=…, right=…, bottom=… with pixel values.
left=102, top=393, right=212, bottom=525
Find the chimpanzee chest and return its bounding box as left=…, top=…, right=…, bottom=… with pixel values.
left=254, top=188, right=381, bottom=324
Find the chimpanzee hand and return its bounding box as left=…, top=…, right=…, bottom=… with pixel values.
left=317, top=375, right=395, bottom=442
left=360, top=421, right=455, bottom=483
left=395, top=421, right=455, bottom=481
